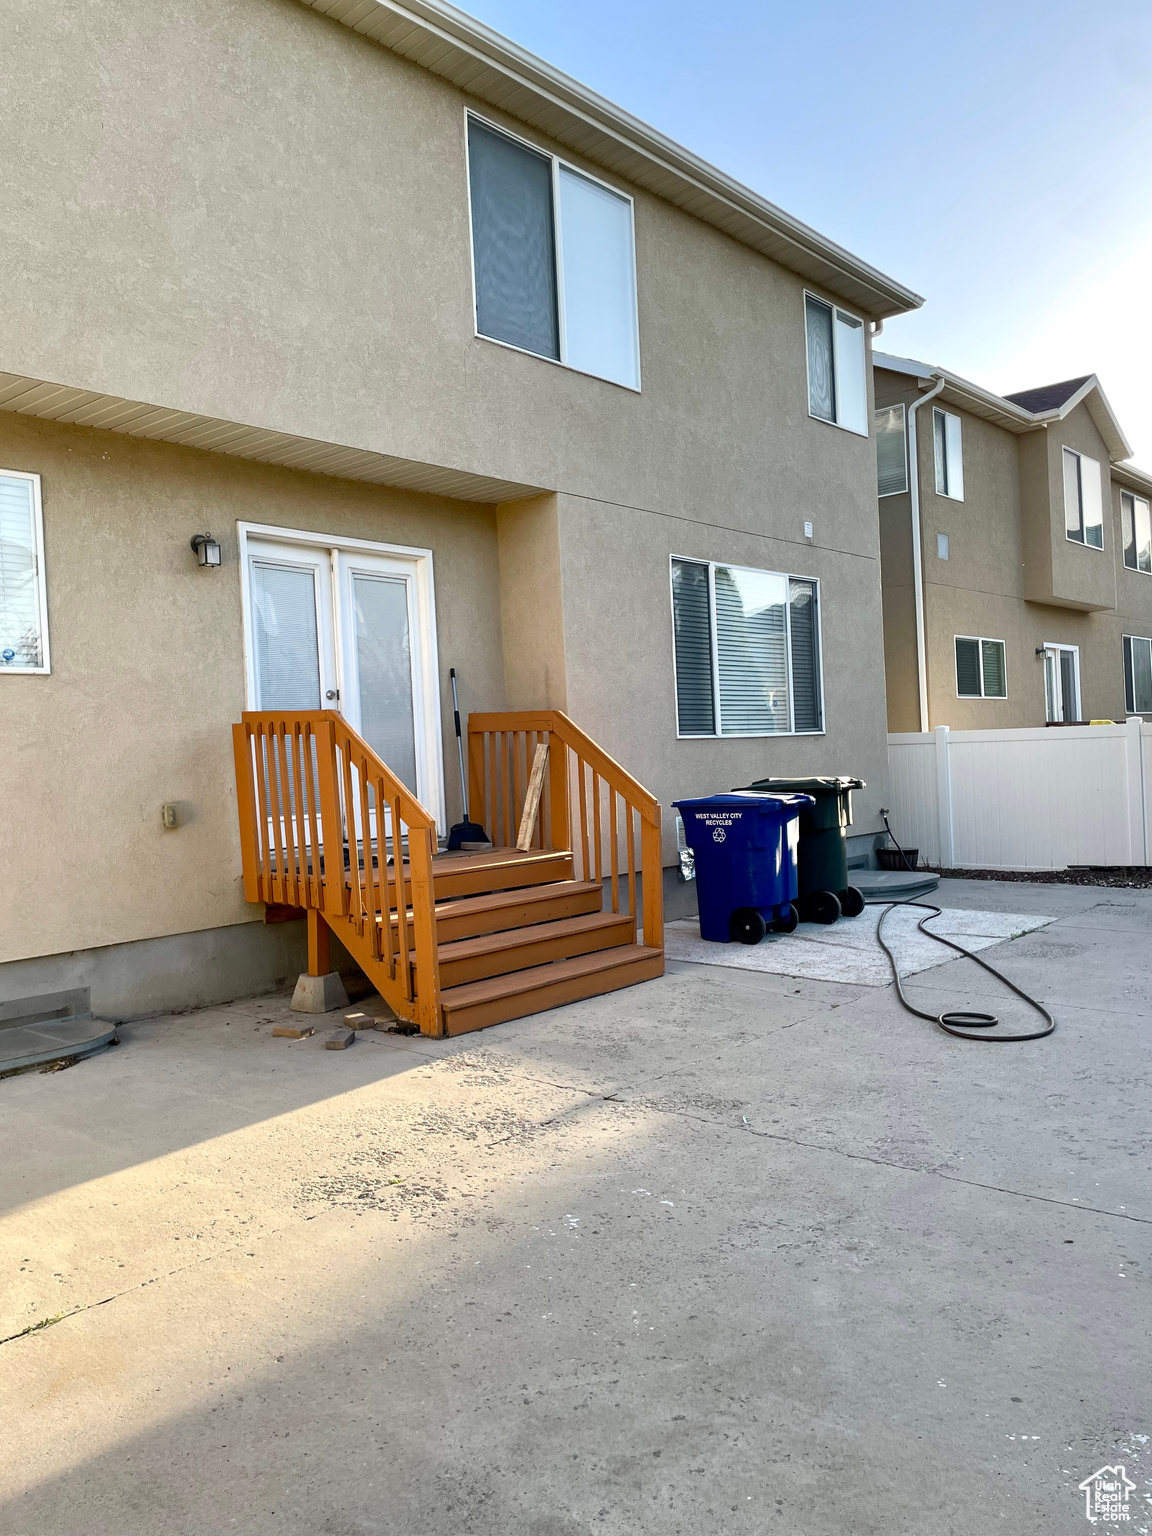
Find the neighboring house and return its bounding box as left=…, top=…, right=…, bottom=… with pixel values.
left=874, top=353, right=1152, bottom=731
left=0, top=0, right=919, bottom=1027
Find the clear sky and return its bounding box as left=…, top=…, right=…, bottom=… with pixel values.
left=462, top=0, right=1152, bottom=465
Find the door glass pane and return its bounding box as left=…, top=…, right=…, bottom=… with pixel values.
left=805, top=296, right=834, bottom=422
left=1044, top=651, right=1058, bottom=721
left=1063, top=448, right=1083, bottom=540
left=833, top=310, right=866, bottom=434
left=557, top=166, right=638, bottom=389
left=468, top=119, right=559, bottom=361
left=251, top=561, right=321, bottom=709
left=671, top=559, right=715, bottom=735
left=353, top=574, right=418, bottom=795
left=0, top=475, right=44, bottom=668
left=714, top=566, right=789, bottom=734
left=1059, top=650, right=1077, bottom=720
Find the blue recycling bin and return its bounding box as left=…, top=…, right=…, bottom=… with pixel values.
left=672, top=792, right=814, bottom=944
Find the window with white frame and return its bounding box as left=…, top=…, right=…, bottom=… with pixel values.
left=466, top=115, right=640, bottom=391
left=1121, top=491, right=1152, bottom=573
left=0, top=469, right=49, bottom=674
left=1063, top=446, right=1103, bottom=548
left=875, top=404, right=908, bottom=496
left=804, top=293, right=867, bottom=435
left=933, top=408, right=964, bottom=500
left=955, top=635, right=1006, bottom=699
left=1124, top=635, right=1152, bottom=714
left=671, top=557, right=823, bottom=736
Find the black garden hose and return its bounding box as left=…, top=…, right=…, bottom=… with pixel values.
left=871, top=816, right=1055, bottom=1043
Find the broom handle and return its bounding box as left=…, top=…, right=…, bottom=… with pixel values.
left=450, top=668, right=469, bottom=818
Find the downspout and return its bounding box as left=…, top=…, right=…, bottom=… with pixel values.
left=905, top=376, right=946, bottom=733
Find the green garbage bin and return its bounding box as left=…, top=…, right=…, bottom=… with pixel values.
left=733, top=777, right=865, bottom=924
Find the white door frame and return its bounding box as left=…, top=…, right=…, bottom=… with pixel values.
left=1042, top=640, right=1081, bottom=723
left=238, top=522, right=446, bottom=833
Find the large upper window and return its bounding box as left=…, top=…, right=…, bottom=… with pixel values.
left=671, top=558, right=823, bottom=737
left=466, top=116, right=640, bottom=391
left=875, top=404, right=908, bottom=495
left=804, top=293, right=866, bottom=435
left=0, top=469, right=49, bottom=674
left=933, top=409, right=964, bottom=500
left=1124, top=635, right=1152, bottom=714
left=1121, top=491, right=1152, bottom=573
left=1063, top=447, right=1103, bottom=548
left=955, top=636, right=1006, bottom=699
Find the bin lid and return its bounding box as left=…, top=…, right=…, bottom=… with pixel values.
left=736, top=776, right=864, bottom=794
left=673, top=792, right=814, bottom=813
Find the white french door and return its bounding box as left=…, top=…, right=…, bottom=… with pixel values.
left=240, top=525, right=445, bottom=832
left=1043, top=643, right=1080, bottom=724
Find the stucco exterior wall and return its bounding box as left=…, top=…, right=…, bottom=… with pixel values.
left=0, top=413, right=505, bottom=966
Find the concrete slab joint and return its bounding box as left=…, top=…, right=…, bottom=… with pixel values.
left=290, top=972, right=350, bottom=1014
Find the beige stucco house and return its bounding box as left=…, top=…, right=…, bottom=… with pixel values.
left=1, top=0, right=920, bottom=1030
left=875, top=353, right=1152, bottom=732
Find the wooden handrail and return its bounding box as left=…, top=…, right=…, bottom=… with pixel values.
left=467, top=710, right=664, bottom=949
left=233, top=711, right=441, bottom=1034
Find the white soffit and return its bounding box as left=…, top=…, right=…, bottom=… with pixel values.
left=301, top=0, right=922, bottom=321
left=0, top=373, right=547, bottom=503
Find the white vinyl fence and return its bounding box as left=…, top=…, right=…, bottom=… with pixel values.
left=887, top=720, right=1152, bottom=870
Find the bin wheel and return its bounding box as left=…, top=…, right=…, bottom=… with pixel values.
left=807, top=889, right=842, bottom=925
left=838, top=886, right=865, bottom=918
left=772, top=903, right=799, bottom=935
left=730, top=907, right=767, bottom=946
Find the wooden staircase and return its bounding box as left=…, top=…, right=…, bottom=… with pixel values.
left=233, top=710, right=664, bottom=1037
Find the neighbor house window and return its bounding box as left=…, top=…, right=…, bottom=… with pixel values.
left=955, top=636, right=1006, bottom=699
left=804, top=294, right=867, bottom=435
left=1063, top=447, right=1103, bottom=548
left=1121, top=491, right=1152, bottom=573
left=0, top=469, right=49, bottom=674
left=1123, top=635, right=1152, bottom=714
left=933, top=409, right=964, bottom=500
left=671, top=558, right=823, bottom=736
left=875, top=404, right=908, bottom=495
left=466, top=115, right=640, bottom=390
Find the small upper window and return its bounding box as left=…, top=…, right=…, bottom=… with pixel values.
left=1121, top=491, right=1152, bottom=573
left=955, top=636, right=1006, bottom=699
left=467, top=116, right=640, bottom=391
left=0, top=469, right=49, bottom=674
left=1124, top=635, right=1152, bottom=713
left=1063, top=447, right=1103, bottom=548
left=933, top=409, right=964, bottom=500
left=804, top=294, right=867, bottom=436
left=875, top=404, right=908, bottom=496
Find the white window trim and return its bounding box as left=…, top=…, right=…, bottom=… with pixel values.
left=803, top=289, right=869, bottom=438
left=876, top=402, right=908, bottom=496
left=1062, top=446, right=1103, bottom=551
left=1042, top=640, right=1081, bottom=723
left=1123, top=633, right=1152, bottom=715
left=236, top=522, right=446, bottom=832
left=464, top=111, right=642, bottom=393
left=933, top=408, right=965, bottom=502
left=668, top=554, right=826, bottom=739
left=1120, top=490, right=1152, bottom=575
left=954, top=634, right=1007, bottom=700
left=0, top=467, right=50, bottom=676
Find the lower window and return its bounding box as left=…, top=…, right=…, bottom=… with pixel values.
left=955, top=636, right=1006, bottom=698
left=1124, top=635, right=1152, bottom=713
left=671, top=557, right=823, bottom=736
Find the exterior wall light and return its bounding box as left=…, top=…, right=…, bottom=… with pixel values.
left=190, top=533, right=222, bottom=568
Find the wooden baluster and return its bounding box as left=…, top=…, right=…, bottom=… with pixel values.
left=340, top=741, right=363, bottom=933
left=288, top=722, right=309, bottom=906
left=547, top=732, right=570, bottom=853
left=407, top=823, right=442, bottom=1036
left=626, top=801, right=637, bottom=931
left=232, top=723, right=261, bottom=903
left=264, top=723, right=288, bottom=907
left=641, top=809, right=664, bottom=950
left=315, top=718, right=346, bottom=917
left=591, top=771, right=603, bottom=887
left=499, top=733, right=511, bottom=847
left=302, top=725, right=323, bottom=906
left=375, top=775, right=395, bottom=979
left=513, top=732, right=525, bottom=843
left=273, top=724, right=298, bottom=905
left=467, top=724, right=485, bottom=837
left=576, top=757, right=590, bottom=883
left=357, top=759, right=380, bottom=960
left=609, top=788, right=619, bottom=913
left=393, top=796, right=412, bottom=1000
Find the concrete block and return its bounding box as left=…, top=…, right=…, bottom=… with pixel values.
left=324, top=1026, right=355, bottom=1050
left=290, top=971, right=349, bottom=1015
left=271, top=1021, right=315, bottom=1039
left=342, top=1011, right=379, bottom=1030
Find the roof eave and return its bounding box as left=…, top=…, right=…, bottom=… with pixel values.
left=302, top=0, right=922, bottom=319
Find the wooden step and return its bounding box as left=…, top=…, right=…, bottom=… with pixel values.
left=440, top=944, right=665, bottom=1036
left=426, top=911, right=636, bottom=989
left=386, top=879, right=604, bottom=944
left=428, top=847, right=575, bottom=903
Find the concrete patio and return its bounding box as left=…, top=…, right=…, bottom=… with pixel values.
left=1, top=879, right=1148, bottom=1535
